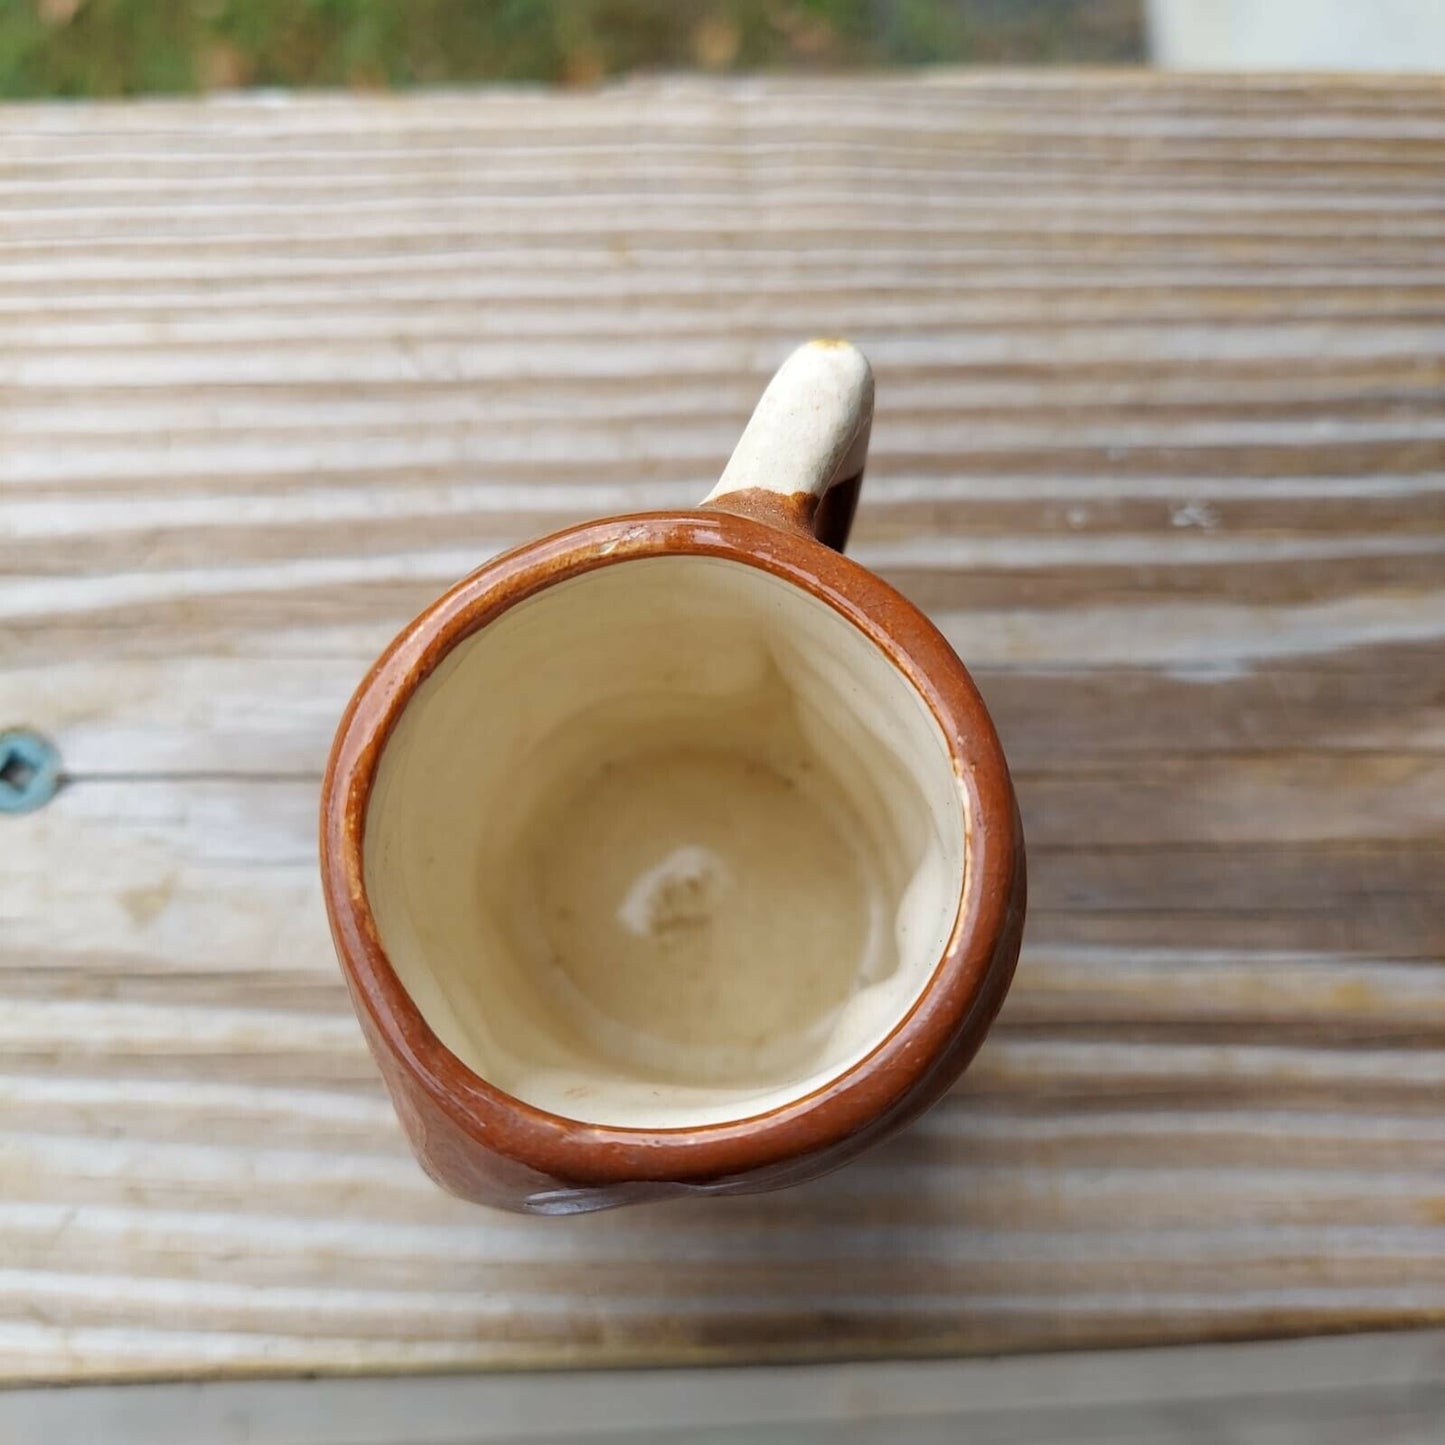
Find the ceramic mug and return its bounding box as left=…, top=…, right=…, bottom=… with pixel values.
left=321, top=341, right=1025, bottom=1214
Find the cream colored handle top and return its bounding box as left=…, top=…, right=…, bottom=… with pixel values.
left=701, top=340, right=874, bottom=551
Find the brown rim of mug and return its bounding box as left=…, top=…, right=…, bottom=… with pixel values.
left=320, top=507, right=1021, bottom=1187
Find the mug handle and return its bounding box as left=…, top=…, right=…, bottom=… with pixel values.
left=700, top=339, right=874, bottom=553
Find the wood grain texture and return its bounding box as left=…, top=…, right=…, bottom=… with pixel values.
left=5, top=1331, right=1444, bottom=1445
left=1, top=71, right=1443, bottom=1382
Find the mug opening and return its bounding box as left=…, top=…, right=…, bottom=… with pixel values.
left=363, top=552, right=967, bottom=1130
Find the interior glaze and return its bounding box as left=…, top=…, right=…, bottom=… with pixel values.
left=365, top=554, right=966, bottom=1128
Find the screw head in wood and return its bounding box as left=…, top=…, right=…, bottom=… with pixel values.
left=0, top=729, right=61, bottom=814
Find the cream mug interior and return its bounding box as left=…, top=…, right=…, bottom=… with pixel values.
left=364, top=551, right=966, bottom=1130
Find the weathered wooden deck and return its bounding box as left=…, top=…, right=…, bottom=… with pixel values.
left=2, top=72, right=1443, bottom=1381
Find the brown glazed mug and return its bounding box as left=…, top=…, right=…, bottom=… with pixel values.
left=321, top=341, right=1025, bottom=1214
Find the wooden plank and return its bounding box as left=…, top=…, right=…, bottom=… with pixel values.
left=0, top=73, right=1443, bottom=1382
left=2, top=1331, right=1444, bottom=1445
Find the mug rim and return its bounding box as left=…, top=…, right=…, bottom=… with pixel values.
left=321, top=507, right=1022, bottom=1187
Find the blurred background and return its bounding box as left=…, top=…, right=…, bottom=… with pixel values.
left=2, top=1, right=1144, bottom=97
left=5, top=0, right=1443, bottom=99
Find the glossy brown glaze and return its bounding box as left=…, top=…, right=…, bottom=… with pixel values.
left=321, top=507, right=1025, bottom=1214
left=702, top=474, right=863, bottom=552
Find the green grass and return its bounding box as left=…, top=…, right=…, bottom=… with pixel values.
left=0, top=0, right=1142, bottom=99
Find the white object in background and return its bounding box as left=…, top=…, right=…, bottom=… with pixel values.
left=1149, top=0, right=1445, bottom=70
